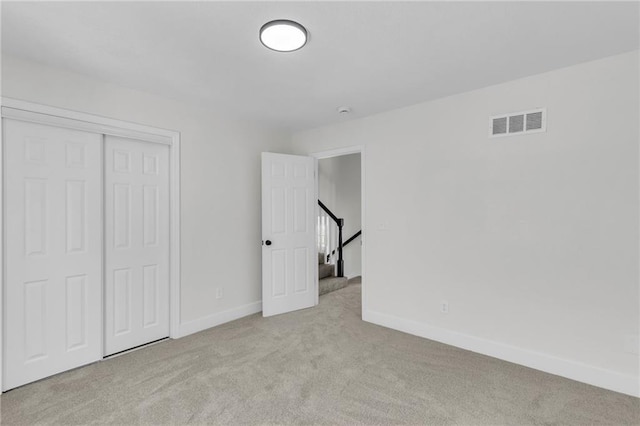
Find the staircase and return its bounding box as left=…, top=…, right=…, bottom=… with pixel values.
left=317, top=199, right=362, bottom=296
left=318, top=253, right=348, bottom=295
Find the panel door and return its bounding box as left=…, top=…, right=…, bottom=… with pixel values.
left=104, top=136, right=170, bottom=356
left=261, top=153, right=317, bottom=317
left=4, top=119, right=102, bottom=390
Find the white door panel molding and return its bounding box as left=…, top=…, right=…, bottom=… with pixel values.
left=1, top=98, right=181, bottom=392
left=261, top=153, right=317, bottom=317
left=104, top=136, right=170, bottom=355
left=4, top=119, right=103, bottom=390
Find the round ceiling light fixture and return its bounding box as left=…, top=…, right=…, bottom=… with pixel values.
left=260, top=19, right=308, bottom=52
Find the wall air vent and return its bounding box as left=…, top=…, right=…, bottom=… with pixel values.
left=492, top=117, right=507, bottom=135
left=490, top=108, right=546, bottom=138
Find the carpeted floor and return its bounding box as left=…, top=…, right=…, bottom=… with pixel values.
left=1, top=283, right=638, bottom=425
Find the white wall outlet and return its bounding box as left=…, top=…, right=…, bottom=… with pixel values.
left=377, top=222, right=389, bottom=231
left=216, top=287, right=223, bottom=300
left=440, top=301, right=449, bottom=314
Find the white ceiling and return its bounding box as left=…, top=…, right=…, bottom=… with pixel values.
left=2, top=1, right=638, bottom=132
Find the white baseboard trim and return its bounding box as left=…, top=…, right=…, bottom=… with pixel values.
left=363, top=309, right=639, bottom=398
left=177, top=301, right=262, bottom=338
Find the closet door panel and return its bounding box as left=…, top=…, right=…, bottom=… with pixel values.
left=104, top=136, right=170, bottom=355
left=4, top=119, right=102, bottom=390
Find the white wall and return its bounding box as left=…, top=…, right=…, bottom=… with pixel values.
left=318, top=154, right=362, bottom=278
left=293, top=51, right=640, bottom=396
left=1, top=55, right=290, bottom=329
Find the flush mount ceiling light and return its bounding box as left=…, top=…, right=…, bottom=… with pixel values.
left=260, top=20, right=307, bottom=52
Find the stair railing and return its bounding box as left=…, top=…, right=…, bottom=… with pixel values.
left=318, top=200, right=344, bottom=277
left=327, top=230, right=361, bottom=259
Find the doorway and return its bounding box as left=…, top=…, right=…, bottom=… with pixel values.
left=312, top=146, right=365, bottom=315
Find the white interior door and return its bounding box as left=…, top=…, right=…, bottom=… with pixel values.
left=104, top=136, right=170, bottom=356
left=3, top=119, right=102, bottom=390
left=261, top=153, right=317, bottom=317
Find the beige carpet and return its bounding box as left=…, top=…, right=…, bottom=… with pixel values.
left=1, top=283, right=638, bottom=425
left=348, top=276, right=362, bottom=285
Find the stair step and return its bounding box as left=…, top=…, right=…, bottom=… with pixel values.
left=319, top=276, right=348, bottom=296
left=319, top=263, right=333, bottom=280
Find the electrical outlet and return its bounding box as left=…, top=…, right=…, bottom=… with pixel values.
left=216, top=288, right=223, bottom=300
left=440, top=301, right=449, bottom=314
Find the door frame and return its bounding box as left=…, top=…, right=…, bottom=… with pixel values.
left=0, top=97, right=182, bottom=391
left=311, top=146, right=365, bottom=313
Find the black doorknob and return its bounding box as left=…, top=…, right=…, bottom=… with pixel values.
left=265, top=240, right=272, bottom=246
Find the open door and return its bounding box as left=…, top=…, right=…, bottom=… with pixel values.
left=261, top=153, right=317, bottom=317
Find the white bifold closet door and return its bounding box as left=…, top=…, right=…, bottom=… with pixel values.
left=104, top=136, right=170, bottom=356
left=4, top=120, right=103, bottom=390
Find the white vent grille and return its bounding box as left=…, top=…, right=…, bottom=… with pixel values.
left=526, top=111, right=543, bottom=131
left=509, top=115, right=524, bottom=133
left=492, top=117, right=507, bottom=135
left=490, top=108, right=546, bottom=138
